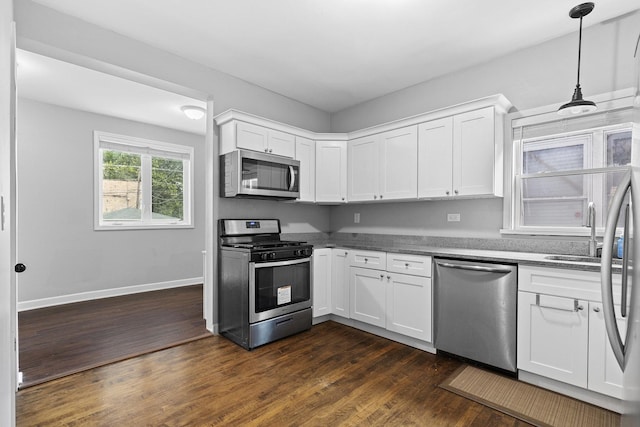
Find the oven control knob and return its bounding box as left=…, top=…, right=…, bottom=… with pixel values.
left=260, top=253, right=269, bottom=261
left=268, top=252, right=277, bottom=260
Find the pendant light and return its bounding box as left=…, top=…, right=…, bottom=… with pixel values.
left=558, top=2, right=597, bottom=116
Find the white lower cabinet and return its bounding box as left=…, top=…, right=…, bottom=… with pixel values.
left=517, top=291, right=589, bottom=388
left=331, top=249, right=351, bottom=318
left=312, top=248, right=332, bottom=317
left=314, top=248, right=433, bottom=343
left=350, top=266, right=387, bottom=328
left=517, top=266, right=625, bottom=400
left=588, top=302, right=625, bottom=399
left=386, top=272, right=432, bottom=341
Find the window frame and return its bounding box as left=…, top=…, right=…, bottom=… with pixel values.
left=502, top=90, right=635, bottom=237
left=94, top=131, right=194, bottom=230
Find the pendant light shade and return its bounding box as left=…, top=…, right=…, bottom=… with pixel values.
left=558, top=2, right=597, bottom=116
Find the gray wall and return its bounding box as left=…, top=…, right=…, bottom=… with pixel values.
left=14, top=1, right=333, bottom=303
left=329, top=10, right=640, bottom=238
left=17, top=99, right=207, bottom=302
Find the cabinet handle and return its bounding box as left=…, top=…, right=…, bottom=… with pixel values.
left=594, top=306, right=601, bottom=312
left=446, top=191, right=450, bottom=195
left=535, top=294, right=583, bottom=312
left=269, top=148, right=273, bottom=153
left=364, top=258, right=368, bottom=263
left=387, top=275, right=391, bottom=280
left=405, top=263, right=409, bottom=268
left=341, top=197, right=345, bottom=201
left=344, top=251, right=348, bottom=256
left=380, top=195, right=383, bottom=199
left=374, top=195, right=377, bottom=199
left=454, top=189, right=459, bottom=195
left=264, top=148, right=268, bottom=152
left=380, top=274, right=384, bottom=279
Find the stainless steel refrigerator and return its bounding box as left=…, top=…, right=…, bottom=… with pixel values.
left=600, top=32, right=640, bottom=426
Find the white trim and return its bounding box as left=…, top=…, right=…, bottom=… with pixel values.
left=94, top=130, right=194, bottom=230
left=17, top=277, right=203, bottom=312
left=213, top=94, right=512, bottom=141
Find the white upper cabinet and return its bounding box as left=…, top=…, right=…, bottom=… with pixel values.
left=418, top=106, right=503, bottom=198
left=418, top=117, right=454, bottom=198
left=295, top=136, right=315, bottom=202
left=348, top=135, right=379, bottom=201
left=236, top=122, right=295, bottom=157
left=454, top=107, right=498, bottom=196
left=215, top=96, right=510, bottom=203
left=348, top=126, right=418, bottom=202
left=316, top=141, right=347, bottom=203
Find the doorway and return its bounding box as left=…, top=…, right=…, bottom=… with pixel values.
left=15, top=48, right=211, bottom=386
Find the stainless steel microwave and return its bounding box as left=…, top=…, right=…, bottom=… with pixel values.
left=220, top=150, right=300, bottom=199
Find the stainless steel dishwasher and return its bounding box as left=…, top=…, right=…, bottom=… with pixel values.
left=434, top=258, right=517, bottom=372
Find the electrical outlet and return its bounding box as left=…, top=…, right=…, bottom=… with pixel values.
left=354, top=213, right=360, bottom=223
left=447, top=213, right=461, bottom=222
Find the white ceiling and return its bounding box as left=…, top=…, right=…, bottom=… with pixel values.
left=16, top=49, right=207, bottom=135
left=23, top=0, right=640, bottom=115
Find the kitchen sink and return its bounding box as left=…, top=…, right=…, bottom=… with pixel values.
left=544, top=255, right=623, bottom=265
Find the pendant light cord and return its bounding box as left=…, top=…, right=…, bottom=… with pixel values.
left=576, top=16, right=583, bottom=86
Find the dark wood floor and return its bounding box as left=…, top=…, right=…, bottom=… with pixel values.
left=18, top=285, right=210, bottom=388
left=17, top=321, right=530, bottom=426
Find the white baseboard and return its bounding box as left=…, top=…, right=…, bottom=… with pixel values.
left=18, top=277, right=204, bottom=312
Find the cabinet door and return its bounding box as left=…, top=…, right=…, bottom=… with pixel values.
left=379, top=126, right=418, bottom=200
left=316, top=141, right=347, bottom=203
left=236, top=121, right=268, bottom=152
left=348, top=135, right=379, bottom=201
left=268, top=129, right=295, bottom=158
left=453, top=107, right=496, bottom=196
left=331, top=249, right=350, bottom=318
left=350, top=267, right=386, bottom=328
left=517, top=292, right=588, bottom=388
left=588, top=302, right=625, bottom=398
left=386, top=273, right=432, bottom=341
left=418, top=117, right=453, bottom=198
left=295, top=137, right=315, bottom=202
left=312, top=248, right=332, bottom=318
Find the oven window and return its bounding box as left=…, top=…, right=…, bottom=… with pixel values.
left=254, top=262, right=310, bottom=312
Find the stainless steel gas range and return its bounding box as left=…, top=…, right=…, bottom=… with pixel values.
left=218, top=219, right=313, bottom=349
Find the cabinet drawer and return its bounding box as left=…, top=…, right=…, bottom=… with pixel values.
left=350, top=250, right=386, bottom=270
left=386, top=254, right=432, bottom=277
left=519, top=266, right=622, bottom=302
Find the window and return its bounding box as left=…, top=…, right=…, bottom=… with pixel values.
left=94, top=131, right=193, bottom=230
left=511, top=106, right=633, bottom=235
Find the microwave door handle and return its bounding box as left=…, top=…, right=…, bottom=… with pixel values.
left=601, top=169, right=630, bottom=370
left=288, top=166, right=295, bottom=191
left=621, top=203, right=630, bottom=318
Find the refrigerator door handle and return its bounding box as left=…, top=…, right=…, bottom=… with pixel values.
left=622, top=203, right=630, bottom=318
left=601, top=169, right=630, bottom=370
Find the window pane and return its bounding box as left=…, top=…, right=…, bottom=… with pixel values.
left=523, top=142, right=584, bottom=174
left=606, top=130, right=632, bottom=167
left=102, top=150, right=142, bottom=221
left=151, top=157, right=184, bottom=221
left=522, top=199, right=585, bottom=227
left=605, top=170, right=631, bottom=229
left=521, top=175, right=587, bottom=227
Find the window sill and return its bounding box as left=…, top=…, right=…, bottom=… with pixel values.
left=95, top=223, right=194, bottom=231
left=500, top=228, right=602, bottom=238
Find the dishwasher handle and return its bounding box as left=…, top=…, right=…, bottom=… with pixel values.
left=436, top=261, right=513, bottom=274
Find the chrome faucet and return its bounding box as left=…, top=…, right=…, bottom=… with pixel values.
left=586, top=202, right=602, bottom=257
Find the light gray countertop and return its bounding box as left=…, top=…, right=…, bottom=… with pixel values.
left=316, top=243, right=619, bottom=273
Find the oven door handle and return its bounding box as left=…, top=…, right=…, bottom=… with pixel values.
left=251, top=257, right=311, bottom=269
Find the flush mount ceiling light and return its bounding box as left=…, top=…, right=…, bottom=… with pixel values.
left=558, top=2, right=597, bottom=116
left=181, top=105, right=206, bottom=120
